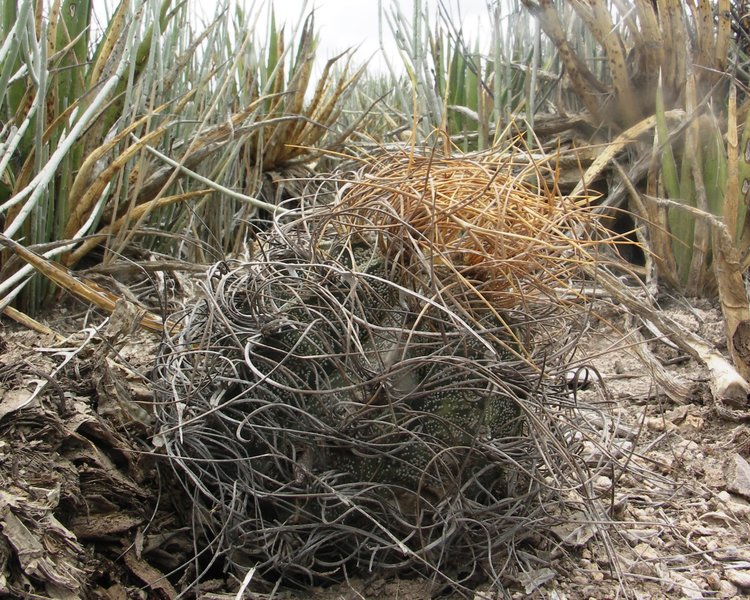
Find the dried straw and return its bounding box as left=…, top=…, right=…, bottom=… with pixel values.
left=331, top=146, right=600, bottom=315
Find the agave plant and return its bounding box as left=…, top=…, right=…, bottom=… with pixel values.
left=380, top=0, right=553, bottom=151
left=0, top=0, right=363, bottom=317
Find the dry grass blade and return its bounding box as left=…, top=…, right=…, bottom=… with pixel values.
left=572, top=0, right=640, bottom=124
left=715, top=0, right=731, bottom=73
left=571, top=110, right=686, bottom=198
left=263, top=16, right=316, bottom=166
left=126, top=97, right=269, bottom=208
left=270, top=26, right=286, bottom=99
left=684, top=74, right=710, bottom=296
left=298, top=59, right=365, bottom=151
left=521, top=0, right=606, bottom=123
left=63, top=122, right=175, bottom=240
left=689, top=1, right=714, bottom=74
left=626, top=324, right=693, bottom=403
left=2, top=305, right=64, bottom=340
left=713, top=224, right=750, bottom=385
left=66, top=103, right=177, bottom=219
left=301, top=50, right=349, bottom=130
left=704, top=84, right=750, bottom=383
left=662, top=0, right=687, bottom=94
left=589, top=256, right=750, bottom=410
left=87, top=0, right=130, bottom=88
left=67, top=189, right=213, bottom=268
left=633, top=0, right=663, bottom=81
left=725, top=83, right=739, bottom=245
left=0, top=234, right=165, bottom=332
left=332, top=143, right=606, bottom=322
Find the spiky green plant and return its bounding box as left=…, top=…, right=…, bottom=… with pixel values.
left=524, top=0, right=741, bottom=293
left=380, top=0, right=552, bottom=150
left=520, top=0, right=750, bottom=379
left=0, top=0, right=362, bottom=316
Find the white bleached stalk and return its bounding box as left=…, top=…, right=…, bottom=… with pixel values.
left=0, top=183, right=112, bottom=310
left=139, top=140, right=290, bottom=216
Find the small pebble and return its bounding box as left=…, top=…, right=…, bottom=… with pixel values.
left=718, top=580, right=739, bottom=598
left=706, top=572, right=721, bottom=590
left=645, top=417, right=677, bottom=432
left=726, top=569, right=750, bottom=589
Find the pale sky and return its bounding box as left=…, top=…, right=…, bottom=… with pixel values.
left=266, top=1, right=490, bottom=67
left=190, top=0, right=493, bottom=72
left=91, top=0, right=495, bottom=75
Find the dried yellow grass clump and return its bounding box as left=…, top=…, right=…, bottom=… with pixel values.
left=332, top=146, right=601, bottom=310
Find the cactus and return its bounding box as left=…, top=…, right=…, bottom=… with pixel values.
left=230, top=238, right=526, bottom=504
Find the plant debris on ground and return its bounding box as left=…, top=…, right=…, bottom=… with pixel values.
left=3, top=293, right=750, bottom=599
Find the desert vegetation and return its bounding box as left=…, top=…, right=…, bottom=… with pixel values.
left=1, top=1, right=750, bottom=598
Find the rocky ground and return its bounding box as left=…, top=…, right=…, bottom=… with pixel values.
left=1, top=294, right=750, bottom=600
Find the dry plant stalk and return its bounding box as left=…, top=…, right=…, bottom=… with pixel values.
left=521, top=0, right=732, bottom=128
left=588, top=257, right=750, bottom=409
left=716, top=82, right=750, bottom=385
left=0, top=234, right=165, bottom=333
left=714, top=226, right=750, bottom=387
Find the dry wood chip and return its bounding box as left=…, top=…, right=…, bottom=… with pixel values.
left=724, top=453, right=750, bottom=500
left=726, top=569, right=750, bottom=589
left=0, top=388, right=37, bottom=421
left=70, top=512, right=144, bottom=539
left=0, top=508, right=83, bottom=591
left=122, top=548, right=177, bottom=600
